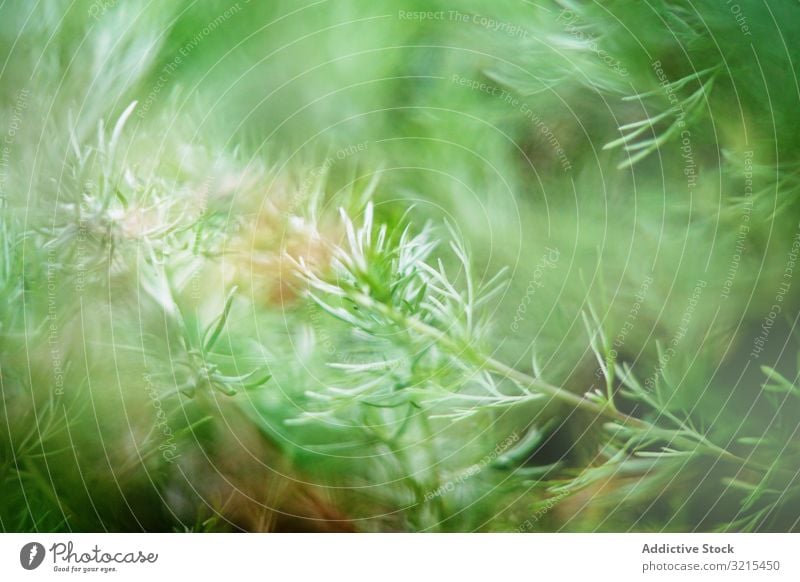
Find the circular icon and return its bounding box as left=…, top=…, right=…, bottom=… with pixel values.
left=20, top=542, right=46, bottom=570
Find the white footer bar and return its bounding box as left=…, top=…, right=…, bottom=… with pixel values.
left=1, top=533, right=796, bottom=581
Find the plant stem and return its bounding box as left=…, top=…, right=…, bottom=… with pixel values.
left=353, top=292, right=642, bottom=423
left=350, top=292, right=771, bottom=476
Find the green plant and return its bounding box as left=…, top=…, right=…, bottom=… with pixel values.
left=289, top=201, right=800, bottom=531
